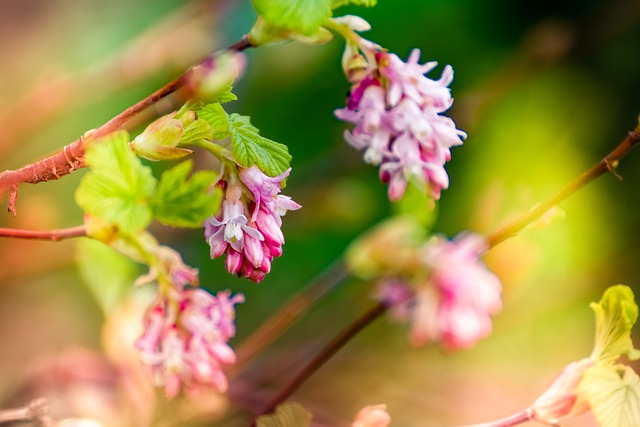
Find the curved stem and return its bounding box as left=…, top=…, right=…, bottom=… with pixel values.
left=250, top=302, right=387, bottom=425
left=232, top=260, right=350, bottom=374
left=457, top=409, right=533, bottom=427
left=487, top=128, right=640, bottom=248
left=0, top=36, right=254, bottom=208
left=0, top=225, right=86, bottom=241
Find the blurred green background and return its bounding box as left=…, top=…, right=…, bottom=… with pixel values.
left=0, top=0, right=639, bottom=426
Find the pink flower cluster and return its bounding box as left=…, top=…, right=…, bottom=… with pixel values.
left=135, top=289, right=244, bottom=398
left=335, top=49, right=466, bottom=202
left=205, top=166, right=301, bottom=283
left=377, top=233, right=502, bottom=349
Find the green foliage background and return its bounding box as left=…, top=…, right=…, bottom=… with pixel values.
left=0, top=0, right=639, bottom=425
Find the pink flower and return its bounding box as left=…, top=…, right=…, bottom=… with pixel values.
left=135, top=289, right=244, bottom=397
left=205, top=167, right=300, bottom=283
left=375, top=233, right=502, bottom=349
left=335, top=48, right=465, bottom=202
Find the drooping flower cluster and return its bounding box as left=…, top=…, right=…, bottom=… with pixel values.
left=136, top=289, right=244, bottom=398
left=376, top=233, right=502, bottom=349
left=335, top=46, right=466, bottom=202
left=204, top=166, right=301, bottom=283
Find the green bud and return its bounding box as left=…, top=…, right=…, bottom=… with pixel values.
left=130, top=113, right=193, bottom=161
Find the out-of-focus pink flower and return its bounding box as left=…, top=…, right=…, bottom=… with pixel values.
left=352, top=405, right=391, bottom=427
left=375, top=233, right=501, bottom=349
left=531, top=358, right=593, bottom=425
left=135, top=289, right=244, bottom=398
left=205, top=167, right=300, bottom=283
left=335, top=48, right=465, bottom=202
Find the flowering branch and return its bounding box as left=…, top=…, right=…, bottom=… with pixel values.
left=487, top=127, right=640, bottom=248
left=0, top=225, right=86, bottom=241
left=0, top=36, right=253, bottom=215
left=251, top=302, right=388, bottom=425
left=0, top=399, right=52, bottom=427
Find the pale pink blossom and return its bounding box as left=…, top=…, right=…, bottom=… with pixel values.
left=375, top=233, right=502, bottom=349
left=335, top=48, right=465, bottom=202
left=135, top=289, right=244, bottom=397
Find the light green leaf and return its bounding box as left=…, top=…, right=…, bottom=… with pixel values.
left=580, top=365, right=640, bottom=427
left=76, top=239, right=138, bottom=313
left=185, top=102, right=230, bottom=140
left=252, top=0, right=332, bottom=36
left=150, top=160, right=221, bottom=228
left=332, top=0, right=377, bottom=8
left=256, top=403, right=312, bottom=427
left=211, top=84, right=237, bottom=104
left=75, top=131, right=156, bottom=233
left=180, top=119, right=213, bottom=145
left=591, top=285, right=640, bottom=362
left=228, top=113, right=291, bottom=176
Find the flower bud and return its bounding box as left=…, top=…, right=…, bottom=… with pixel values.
left=130, top=113, right=193, bottom=161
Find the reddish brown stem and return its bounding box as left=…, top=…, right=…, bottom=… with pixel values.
left=487, top=128, right=640, bottom=248
left=0, top=225, right=86, bottom=241
left=0, top=36, right=253, bottom=206
left=250, top=303, right=387, bottom=425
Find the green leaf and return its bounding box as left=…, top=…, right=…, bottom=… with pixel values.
left=580, top=365, right=640, bottom=427
left=75, top=131, right=156, bottom=233
left=180, top=119, right=213, bottom=145
left=185, top=102, right=230, bottom=140
left=228, top=113, right=291, bottom=176
left=150, top=160, right=221, bottom=228
left=75, top=239, right=138, bottom=313
left=252, top=0, right=332, bottom=36
left=332, top=0, right=377, bottom=8
left=256, top=403, right=312, bottom=427
left=591, top=285, right=640, bottom=362
left=211, top=84, right=237, bottom=104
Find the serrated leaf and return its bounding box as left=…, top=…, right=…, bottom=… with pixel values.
left=75, top=131, right=156, bottom=233
left=76, top=239, right=137, bottom=313
left=591, top=285, right=640, bottom=362
left=580, top=365, right=640, bottom=427
left=150, top=160, right=221, bottom=228
left=252, top=0, right=332, bottom=36
left=256, top=403, right=312, bottom=427
left=186, top=102, right=230, bottom=139
left=212, top=84, right=237, bottom=104
left=228, top=113, right=291, bottom=176
left=332, top=0, right=377, bottom=8
left=180, top=119, right=213, bottom=145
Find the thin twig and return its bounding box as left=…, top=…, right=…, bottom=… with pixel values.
left=0, top=36, right=253, bottom=207
left=232, top=260, right=350, bottom=373
left=0, top=399, right=52, bottom=427
left=487, top=128, right=640, bottom=248
left=250, top=303, right=388, bottom=426
left=0, top=225, right=86, bottom=241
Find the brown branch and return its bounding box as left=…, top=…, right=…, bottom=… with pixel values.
left=0, top=399, right=52, bottom=427
left=0, top=35, right=253, bottom=209
left=0, top=225, right=86, bottom=241
left=487, top=127, right=640, bottom=248
left=250, top=303, right=387, bottom=425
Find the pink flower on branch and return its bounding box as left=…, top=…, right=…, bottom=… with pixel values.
left=204, top=166, right=300, bottom=283
left=376, top=233, right=502, bottom=349
left=135, top=289, right=244, bottom=398
left=335, top=48, right=466, bottom=202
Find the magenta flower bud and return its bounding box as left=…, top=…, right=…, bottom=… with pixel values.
left=225, top=249, right=243, bottom=274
